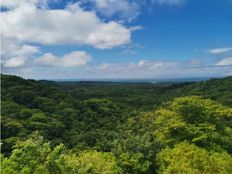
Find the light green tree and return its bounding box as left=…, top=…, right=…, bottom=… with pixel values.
left=152, top=96, right=232, bottom=152
left=156, top=142, right=232, bottom=174
left=1, top=134, right=120, bottom=174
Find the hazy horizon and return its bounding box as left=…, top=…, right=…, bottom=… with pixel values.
left=2, top=72, right=228, bottom=82
left=4, top=73, right=224, bottom=83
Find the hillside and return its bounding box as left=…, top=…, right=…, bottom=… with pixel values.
left=1, top=74, right=232, bottom=174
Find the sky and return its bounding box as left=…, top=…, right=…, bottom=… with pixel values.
left=1, top=0, right=232, bottom=79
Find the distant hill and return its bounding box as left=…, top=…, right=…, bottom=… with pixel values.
left=176, top=76, right=232, bottom=106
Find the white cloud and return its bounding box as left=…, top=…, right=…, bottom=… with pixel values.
left=1, top=2, right=132, bottom=49
left=91, top=59, right=232, bottom=79
left=4, top=57, right=28, bottom=68
left=105, top=60, right=177, bottom=71
left=1, top=38, right=39, bottom=57
left=94, top=60, right=179, bottom=78
left=216, top=57, right=232, bottom=66
left=91, top=0, right=140, bottom=22
left=138, top=60, right=147, bottom=67
left=1, top=0, right=135, bottom=71
left=97, top=63, right=110, bottom=70
left=36, top=51, right=91, bottom=67
left=1, top=39, right=39, bottom=68
left=82, top=0, right=185, bottom=22
left=151, top=0, right=185, bottom=5
left=36, top=53, right=56, bottom=66
left=209, top=47, right=232, bottom=54
left=133, top=60, right=177, bottom=70
left=12, top=45, right=39, bottom=57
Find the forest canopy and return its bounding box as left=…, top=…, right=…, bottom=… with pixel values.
left=1, top=74, right=232, bottom=174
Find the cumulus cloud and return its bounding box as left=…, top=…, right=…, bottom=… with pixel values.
left=1, top=0, right=137, bottom=73
left=89, top=0, right=140, bottom=22
left=209, top=47, right=232, bottom=54
left=1, top=1, right=132, bottom=49
left=216, top=57, right=232, bottom=66
left=4, top=57, right=28, bottom=68
left=1, top=39, right=39, bottom=68
left=81, top=0, right=186, bottom=22
left=1, top=38, right=39, bottom=57
left=36, top=51, right=91, bottom=67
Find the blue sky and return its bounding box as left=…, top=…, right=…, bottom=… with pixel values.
left=1, top=0, right=232, bottom=79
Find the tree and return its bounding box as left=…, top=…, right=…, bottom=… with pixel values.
left=113, top=132, right=162, bottom=174
left=156, top=142, right=232, bottom=174
left=1, top=134, right=121, bottom=174
left=76, top=150, right=120, bottom=174
left=151, top=96, right=232, bottom=152
left=1, top=134, right=51, bottom=174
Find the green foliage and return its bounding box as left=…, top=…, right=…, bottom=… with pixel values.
left=1, top=134, right=120, bottom=174
left=178, top=76, right=232, bottom=107
left=157, top=142, right=232, bottom=174
left=76, top=150, right=120, bottom=174
left=2, top=117, right=25, bottom=138
left=19, top=108, right=33, bottom=119
left=1, top=101, right=23, bottom=118
left=112, top=130, right=163, bottom=174
left=1, top=137, right=21, bottom=154
left=151, top=96, right=232, bottom=152
left=1, top=134, right=52, bottom=174
left=1, top=74, right=232, bottom=173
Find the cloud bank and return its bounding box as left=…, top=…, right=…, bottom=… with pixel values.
left=36, top=51, right=91, bottom=67
left=92, top=59, right=232, bottom=79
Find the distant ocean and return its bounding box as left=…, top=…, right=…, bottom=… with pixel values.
left=52, top=77, right=212, bottom=83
